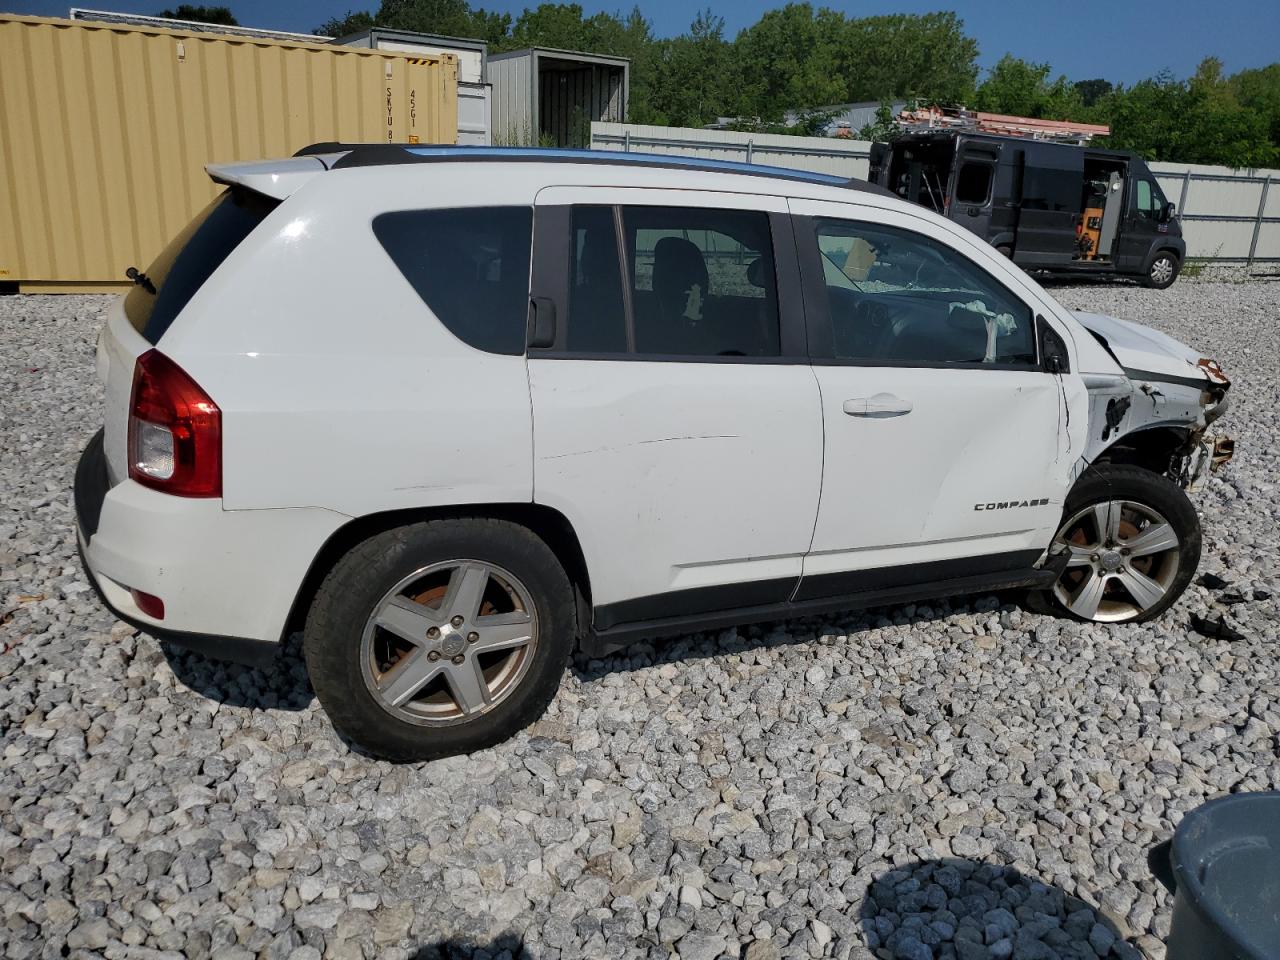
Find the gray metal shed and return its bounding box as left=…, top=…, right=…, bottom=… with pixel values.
left=489, top=47, right=629, bottom=147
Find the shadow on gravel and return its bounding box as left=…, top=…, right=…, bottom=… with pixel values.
left=410, top=932, right=527, bottom=958
left=160, top=632, right=315, bottom=712
left=571, top=597, right=1000, bottom=682
left=860, top=858, right=1139, bottom=960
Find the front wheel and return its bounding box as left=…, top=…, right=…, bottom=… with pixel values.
left=304, top=518, right=576, bottom=761
left=1143, top=251, right=1180, bottom=289
left=1041, top=465, right=1201, bottom=624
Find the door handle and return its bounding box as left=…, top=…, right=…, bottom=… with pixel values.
left=844, top=394, right=913, bottom=417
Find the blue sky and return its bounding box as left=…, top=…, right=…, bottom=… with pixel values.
left=12, top=0, right=1279, bottom=85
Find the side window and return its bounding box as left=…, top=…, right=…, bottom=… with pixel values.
left=1134, top=179, right=1162, bottom=219
left=815, top=219, right=1037, bottom=367
left=568, top=206, right=628, bottom=352
left=1022, top=164, right=1078, bottom=212
left=623, top=206, right=780, bottom=357
left=373, top=206, right=532, bottom=356
left=955, top=161, right=994, bottom=205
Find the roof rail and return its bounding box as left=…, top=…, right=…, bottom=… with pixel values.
left=287, top=143, right=890, bottom=194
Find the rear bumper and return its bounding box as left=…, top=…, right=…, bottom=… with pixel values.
left=74, top=430, right=348, bottom=667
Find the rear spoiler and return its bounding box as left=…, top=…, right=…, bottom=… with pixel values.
left=205, top=156, right=330, bottom=200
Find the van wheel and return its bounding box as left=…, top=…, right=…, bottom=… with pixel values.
left=1039, top=465, right=1200, bottom=624
left=1143, top=252, right=1180, bottom=289
left=304, top=518, right=575, bottom=761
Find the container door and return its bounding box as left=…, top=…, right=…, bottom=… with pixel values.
left=1011, top=146, right=1084, bottom=267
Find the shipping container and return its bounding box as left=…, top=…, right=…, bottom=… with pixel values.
left=0, top=15, right=458, bottom=291
left=490, top=47, right=627, bottom=148
left=338, top=27, right=491, bottom=145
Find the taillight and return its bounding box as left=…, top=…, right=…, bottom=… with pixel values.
left=128, top=350, right=221, bottom=497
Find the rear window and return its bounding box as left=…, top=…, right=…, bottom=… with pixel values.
left=372, top=206, right=533, bottom=356
left=125, top=189, right=277, bottom=344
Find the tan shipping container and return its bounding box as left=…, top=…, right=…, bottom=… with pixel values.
left=0, top=15, right=458, bottom=291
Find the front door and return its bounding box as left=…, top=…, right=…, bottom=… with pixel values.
left=789, top=198, right=1086, bottom=600
left=1116, top=174, right=1167, bottom=272
left=527, top=187, right=824, bottom=629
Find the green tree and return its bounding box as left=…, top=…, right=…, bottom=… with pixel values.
left=157, top=4, right=238, bottom=25
left=1099, top=60, right=1277, bottom=168
left=840, top=12, right=978, bottom=103
left=730, top=3, right=847, bottom=121
left=857, top=102, right=900, bottom=142
left=974, top=55, right=1084, bottom=119
left=1229, top=63, right=1280, bottom=154
left=638, top=11, right=732, bottom=127
left=315, top=10, right=375, bottom=37
left=1073, top=78, right=1113, bottom=107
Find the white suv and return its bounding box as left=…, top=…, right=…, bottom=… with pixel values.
left=75, top=146, right=1233, bottom=760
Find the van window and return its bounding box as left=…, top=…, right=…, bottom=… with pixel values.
left=1134, top=179, right=1164, bottom=219
left=374, top=206, right=533, bottom=356
left=567, top=206, right=628, bottom=352
left=955, top=162, right=993, bottom=205
left=814, top=219, right=1037, bottom=367
left=1022, top=165, right=1079, bottom=212
left=124, top=189, right=278, bottom=344
left=623, top=207, right=780, bottom=357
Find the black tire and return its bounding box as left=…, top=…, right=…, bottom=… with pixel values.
left=1038, top=464, right=1201, bottom=624
left=304, top=518, right=575, bottom=762
left=1142, top=250, right=1180, bottom=289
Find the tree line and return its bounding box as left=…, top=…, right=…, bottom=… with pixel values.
left=165, top=3, right=1280, bottom=168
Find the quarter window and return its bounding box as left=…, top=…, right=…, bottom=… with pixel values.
left=567, top=206, right=628, bottom=352
left=815, top=220, right=1037, bottom=366
left=373, top=206, right=532, bottom=356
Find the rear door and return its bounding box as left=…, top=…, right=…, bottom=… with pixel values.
left=1010, top=144, right=1084, bottom=267
left=527, top=187, right=823, bottom=629
left=790, top=197, right=1084, bottom=597
left=947, top=141, right=1000, bottom=241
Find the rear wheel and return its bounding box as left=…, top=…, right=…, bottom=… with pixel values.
left=1143, top=251, right=1180, bottom=289
left=1042, top=465, right=1200, bottom=624
left=304, top=518, right=575, bottom=761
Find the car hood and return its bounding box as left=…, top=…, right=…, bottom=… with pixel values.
left=1072, top=311, right=1217, bottom=384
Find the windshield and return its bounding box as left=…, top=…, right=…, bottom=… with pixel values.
left=124, top=189, right=278, bottom=344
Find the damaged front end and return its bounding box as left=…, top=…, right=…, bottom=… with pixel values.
left=1081, top=358, right=1233, bottom=491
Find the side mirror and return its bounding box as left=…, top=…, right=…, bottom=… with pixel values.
left=1161, top=201, right=1176, bottom=223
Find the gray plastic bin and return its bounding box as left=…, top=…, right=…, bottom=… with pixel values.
left=1149, top=792, right=1280, bottom=960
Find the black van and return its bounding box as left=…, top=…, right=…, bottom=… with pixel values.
left=869, top=131, right=1186, bottom=288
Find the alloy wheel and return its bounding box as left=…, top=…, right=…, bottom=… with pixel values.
left=359, top=560, right=538, bottom=726
left=1149, top=256, right=1174, bottom=285
left=1052, top=499, right=1182, bottom=622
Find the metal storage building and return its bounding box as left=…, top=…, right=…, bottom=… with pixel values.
left=338, top=28, right=491, bottom=146
left=0, top=15, right=458, bottom=291
left=490, top=47, right=628, bottom=147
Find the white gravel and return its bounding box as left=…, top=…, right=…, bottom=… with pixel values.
left=2, top=281, right=1278, bottom=960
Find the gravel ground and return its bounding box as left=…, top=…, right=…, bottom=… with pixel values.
left=2, top=281, right=1278, bottom=960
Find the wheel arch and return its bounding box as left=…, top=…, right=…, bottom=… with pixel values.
left=282, top=502, right=593, bottom=645
left=1090, top=424, right=1193, bottom=479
